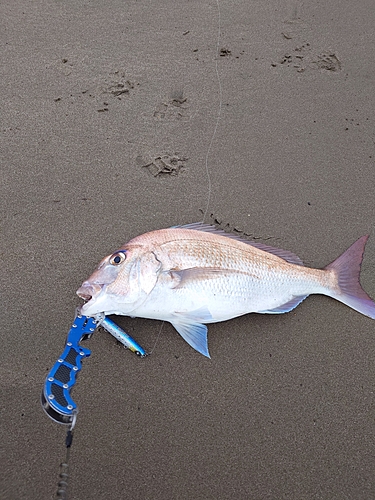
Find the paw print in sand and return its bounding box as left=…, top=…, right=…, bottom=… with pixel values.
left=153, top=90, right=188, bottom=120
left=139, top=154, right=188, bottom=177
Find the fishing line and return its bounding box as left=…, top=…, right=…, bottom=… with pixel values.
left=148, top=1, right=222, bottom=355
left=147, top=321, right=164, bottom=355
left=202, top=0, right=223, bottom=224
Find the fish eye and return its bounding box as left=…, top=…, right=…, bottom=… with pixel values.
left=109, top=251, right=126, bottom=266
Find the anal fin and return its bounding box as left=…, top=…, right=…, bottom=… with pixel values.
left=259, top=295, right=308, bottom=314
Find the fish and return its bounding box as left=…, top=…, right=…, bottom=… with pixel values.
left=77, top=223, right=375, bottom=357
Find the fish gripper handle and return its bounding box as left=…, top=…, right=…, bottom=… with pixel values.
left=41, top=313, right=100, bottom=425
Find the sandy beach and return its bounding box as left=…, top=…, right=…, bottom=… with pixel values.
left=2, top=1, right=375, bottom=498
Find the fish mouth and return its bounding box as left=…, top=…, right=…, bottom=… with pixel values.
left=76, top=283, right=103, bottom=305
left=77, top=290, right=92, bottom=301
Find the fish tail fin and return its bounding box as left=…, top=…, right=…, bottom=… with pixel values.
left=325, top=235, right=375, bottom=319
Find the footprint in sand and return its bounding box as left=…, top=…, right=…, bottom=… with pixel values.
left=138, top=153, right=188, bottom=177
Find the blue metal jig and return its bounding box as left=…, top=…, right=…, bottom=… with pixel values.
left=101, top=317, right=146, bottom=357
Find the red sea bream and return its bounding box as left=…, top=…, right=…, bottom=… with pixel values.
left=77, top=223, right=375, bottom=357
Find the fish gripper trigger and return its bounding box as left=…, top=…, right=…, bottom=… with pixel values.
left=41, top=311, right=102, bottom=425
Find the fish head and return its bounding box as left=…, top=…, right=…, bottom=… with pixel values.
left=77, top=245, right=161, bottom=316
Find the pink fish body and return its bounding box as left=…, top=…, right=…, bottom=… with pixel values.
left=77, top=223, right=375, bottom=357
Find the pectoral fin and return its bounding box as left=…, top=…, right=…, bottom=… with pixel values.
left=170, top=267, right=238, bottom=289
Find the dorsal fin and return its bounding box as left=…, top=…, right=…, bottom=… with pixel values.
left=175, top=222, right=304, bottom=266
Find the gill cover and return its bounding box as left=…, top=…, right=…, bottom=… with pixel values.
left=104, top=249, right=161, bottom=308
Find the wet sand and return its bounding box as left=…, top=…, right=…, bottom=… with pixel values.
left=2, top=1, right=375, bottom=499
